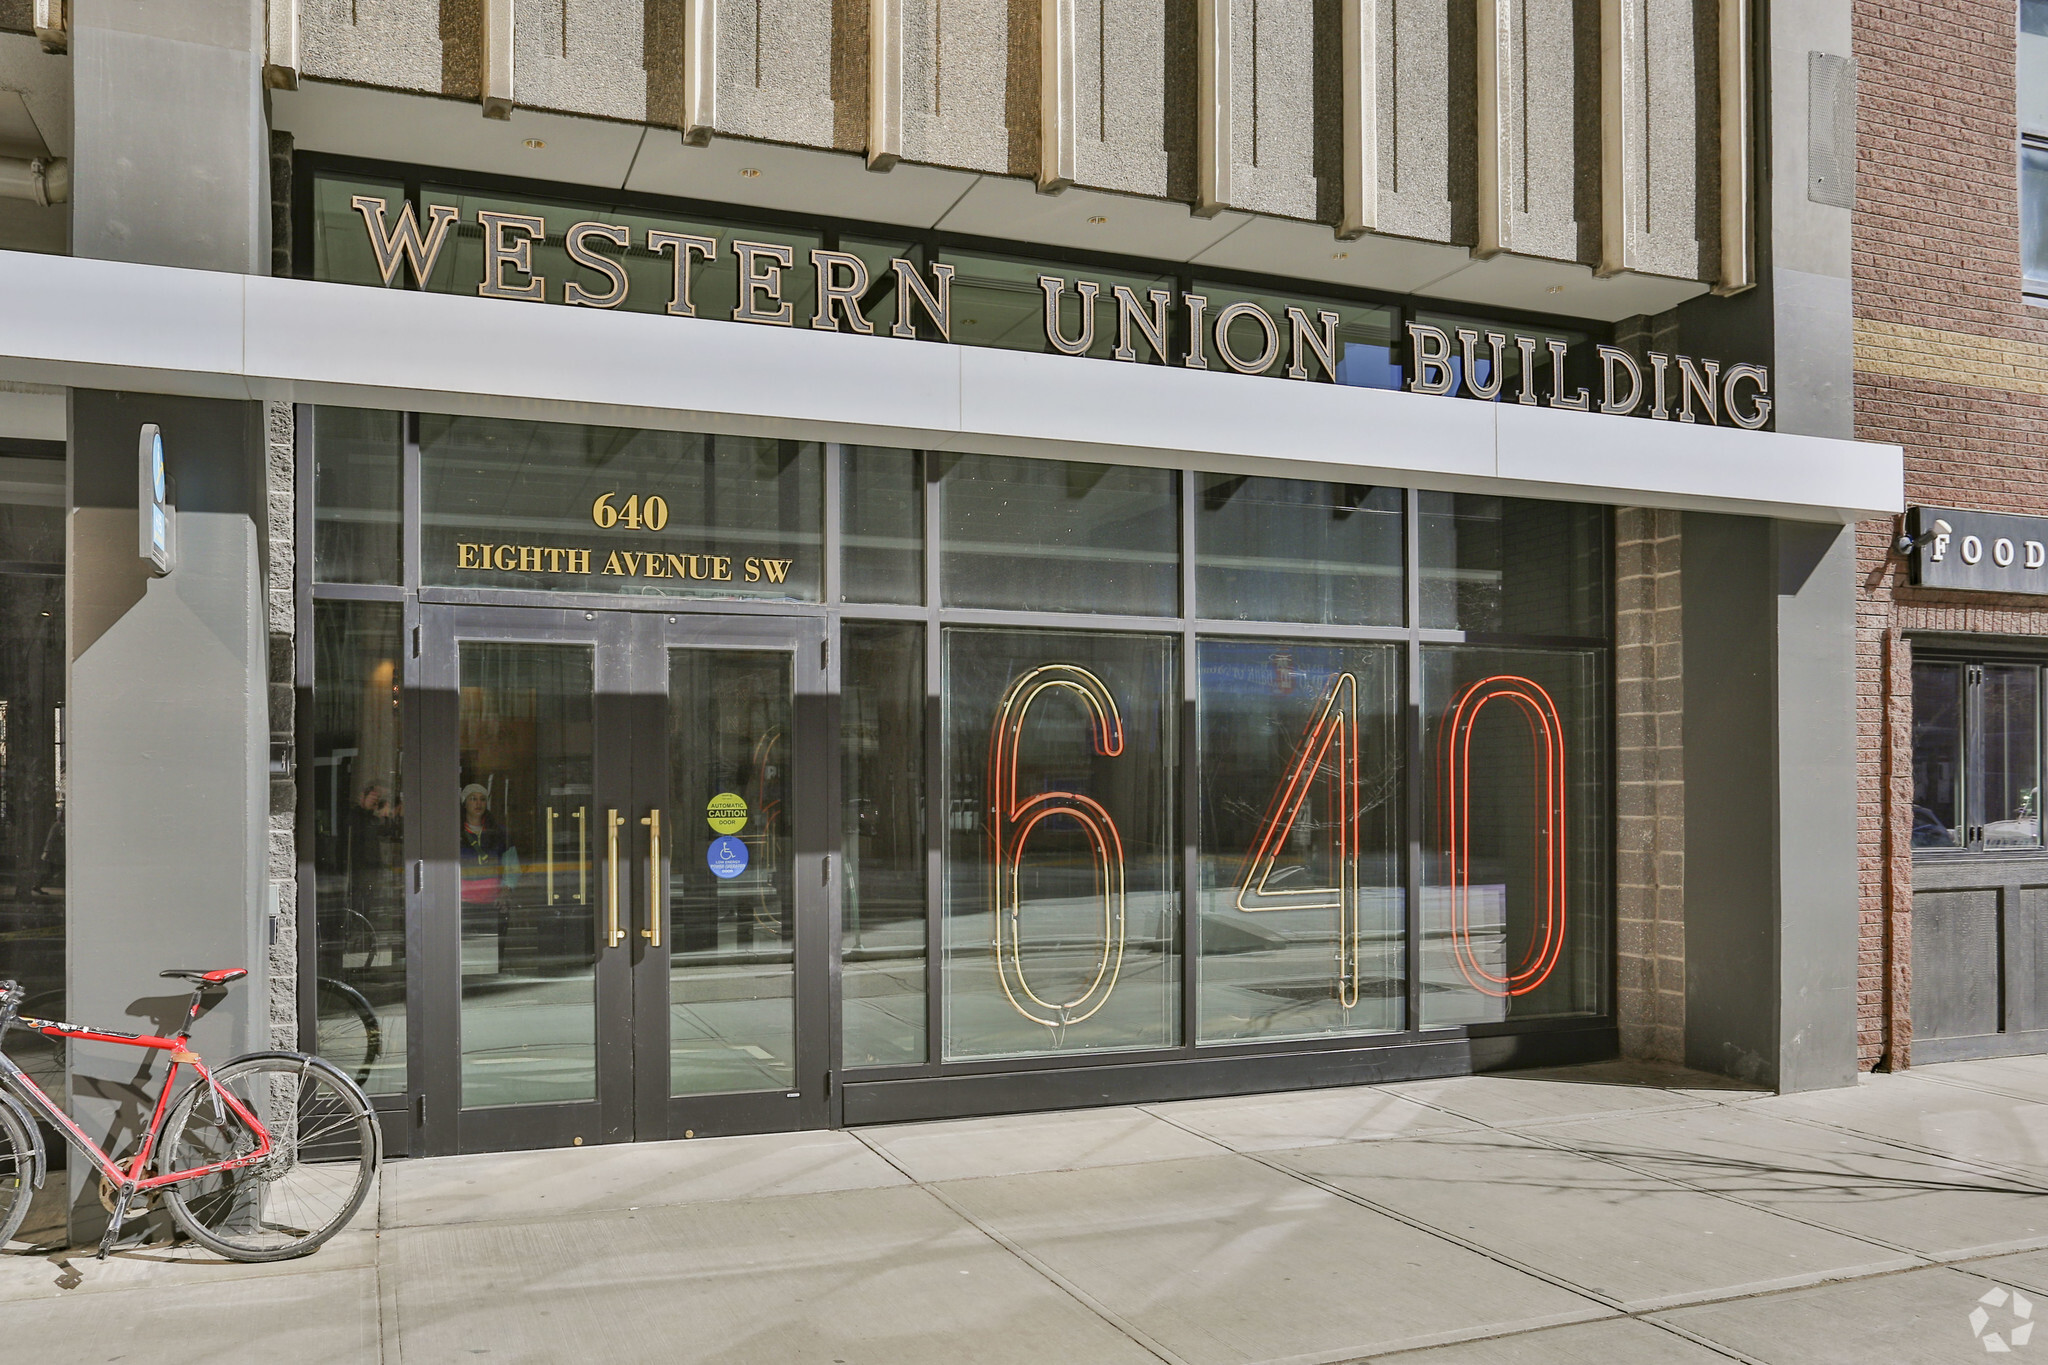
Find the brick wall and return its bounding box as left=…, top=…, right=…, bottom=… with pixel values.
left=1614, top=508, right=1685, bottom=1062
left=1854, top=0, right=2048, bottom=1067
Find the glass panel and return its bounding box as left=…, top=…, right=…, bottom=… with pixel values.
left=1911, top=661, right=1965, bottom=849
left=309, top=174, right=407, bottom=286
left=842, top=237, right=919, bottom=335
left=943, top=250, right=1176, bottom=360
left=1412, top=312, right=1592, bottom=403
left=2024, top=4, right=2048, bottom=136
left=1197, top=639, right=1403, bottom=1043
left=667, top=648, right=796, bottom=1095
left=1195, top=477, right=1403, bottom=625
left=1982, top=665, right=2041, bottom=850
left=310, top=600, right=408, bottom=1095
left=842, top=446, right=923, bottom=604
left=1195, top=282, right=1400, bottom=388
left=1421, top=645, right=1608, bottom=1026
left=421, top=415, right=822, bottom=601
left=1418, top=493, right=1609, bottom=636
left=458, top=642, right=597, bottom=1108
left=312, top=407, right=403, bottom=585
left=940, top=454, right=1178, bottom=615
left=2027, top=146, right=2048, bottom=295
left=943, top=628, right=1179, bottom=1059
left=420, top=186, right=825, bottom=322
left=842, top=623, right=927, bottom=1066
left=0, top=442, right=63, bottom=1111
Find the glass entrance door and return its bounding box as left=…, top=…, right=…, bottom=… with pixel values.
left=417, top=606, right=826, bottom=1153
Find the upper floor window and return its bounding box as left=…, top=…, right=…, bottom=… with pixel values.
left=2024, top=1, right=2048, bottom=299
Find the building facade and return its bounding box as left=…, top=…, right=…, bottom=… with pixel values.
left=0, top=0, right=1897, bottom=1230
left=1856, top=0, right=2048, bottom=1067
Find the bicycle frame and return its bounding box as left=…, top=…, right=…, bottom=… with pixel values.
left=0, top=1015, right=274, bottom=1198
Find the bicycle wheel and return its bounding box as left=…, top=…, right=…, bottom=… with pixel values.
left=158, top=1052, right=379, bottom=1262
left=314, top=978, right=383, bottom=1089
left=0, top=1101, right=34, bottom=1249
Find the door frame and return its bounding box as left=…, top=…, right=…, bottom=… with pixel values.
left=412, top=603, right=834, bottom=1155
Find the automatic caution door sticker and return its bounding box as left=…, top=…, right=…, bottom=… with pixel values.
left=707, top=835, right=749, bottom=879
left=706, top=792, right=748, bottom=835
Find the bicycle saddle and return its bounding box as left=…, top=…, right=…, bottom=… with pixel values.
left=160, top=968, right=248, bottom=986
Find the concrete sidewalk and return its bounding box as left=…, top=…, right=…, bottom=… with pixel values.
left=8, top=1056, right=2048, bottom=1363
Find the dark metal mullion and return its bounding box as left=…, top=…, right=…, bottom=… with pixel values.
left=922, top=450, right=944, bottom=1073
left=1180, top=470, right=1200, bottom=1054
left=821, top=447, right=846, bottom=1110
left=403, top=413, right=423, bottom=591
left=1404, top=489, right=1425, bottom=1035
left=292, top=404, right=320, bottom=1074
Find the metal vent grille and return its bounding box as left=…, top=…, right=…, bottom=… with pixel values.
left=1808, top=51, right=1856, bottom=209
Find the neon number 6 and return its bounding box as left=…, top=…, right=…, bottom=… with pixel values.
left=1438, top=675, right=1568, bottom=998
left=1235, top=672, right=1368, bottom=1007
left=988, top=665, right=1127, bottom=1029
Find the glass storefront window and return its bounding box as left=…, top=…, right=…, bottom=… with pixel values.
left=310, top=600, right=408, bottom=1095
left=940, top=454, right=1179, bottom=615
left=0, top=440, right=63, bottom=1109
left=420, top=414, right=823, bottom=601
left=1418, top=493, right=1609, bottom=636
left=1197, top=639, right=1403, bottom=1043
left=311, top=174, right=406, bottom=287
left=842, top=446, right=923, bottom=605
left=943, top=628, right=1180, bottom=1059
left=1982, top=665, right=2042, bottom=850
left=312, top=407, right=403, bottom=585
left=1195, top=476, right=1403, bottom=625
left=944, top=250, right=1176, bottom=360
left=1912, top=661, right=1965, bottom=849
left=842, top=623, right=927, bottom=1066
left=1421, top=646, right=1608, bottom=1026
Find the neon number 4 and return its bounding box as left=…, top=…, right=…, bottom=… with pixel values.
left=988, top=664, right=1128, bottom=1030
left=1234, top=672, right=1368, bottom=1008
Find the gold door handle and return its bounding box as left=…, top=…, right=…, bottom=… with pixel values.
left=545, top=806, right=557, bottom=905
left=640, top=809, right=663, bottom=948
left=604, top=808, right=625, bottom=948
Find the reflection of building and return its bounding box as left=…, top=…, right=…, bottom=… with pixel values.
left=0, top=0, right=1906, bottom=1236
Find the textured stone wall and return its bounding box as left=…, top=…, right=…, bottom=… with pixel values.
left=1614, top=507, right=1684, bottom=1062
left=265, top=399, right=298, bottom=1051
left=1851, top=0, right=2048, bottom=1068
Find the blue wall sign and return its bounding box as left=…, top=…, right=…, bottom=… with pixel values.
left=707, top=835, right=749, bottom=879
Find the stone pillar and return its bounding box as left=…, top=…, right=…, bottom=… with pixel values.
left=1614, top=509, right=1685, bottom=1063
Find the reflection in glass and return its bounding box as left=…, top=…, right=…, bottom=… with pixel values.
left=312, top=407, right=403, bottom=585
left=1198, top=640, right=1403, bottom=1042
left=310, top=175, right=407, bottom=286
left=311, top=601, right=408, bottom=1095
left=1196, top=283, right=1400, bottom=387
left=842, top=446, right=922, bottom=604
left=1982, top=665, right=2041, bottom=850
left=1196, top=477, right=1402, bottom=625
left=944, top=629, right=1178, bottom=1059
left=1418, top=493, right=1608, bottom=635
left=2028, top=146, right=2048, bottom=294
left=0, top=443, right=64, bottom=1114
left=1911, top=661, right=1965, bottom=849
left=1412, top=312, right=1590, bottom=403
left=944, top=250, right=1175, bottom=359
left=668, top=649, right=796, bottom=1095
left=842, top=624, right=927, bottom=1066
left=1421, top=646, right=1607, bottom=1026
left=421, top=415, right=822, bottom=600
left=940, top=454, right=1178, bottom=615
left=457, top=643, right=597, bottom=1107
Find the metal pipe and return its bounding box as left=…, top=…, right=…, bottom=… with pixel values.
left=0, top=158, right=67, bottom=207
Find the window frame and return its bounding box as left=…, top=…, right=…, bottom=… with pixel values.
left=1912, top=647, right=2048, bottom=858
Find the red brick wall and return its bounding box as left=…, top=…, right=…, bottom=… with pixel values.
left=1854, top=0, right=2048, bottom=1067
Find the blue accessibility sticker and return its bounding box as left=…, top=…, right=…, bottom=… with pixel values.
left=707, top=835, right=750, bottom=880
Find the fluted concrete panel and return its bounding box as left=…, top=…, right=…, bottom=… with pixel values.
left=1480, top=0, right=1593, bottom=263
left=897, top=0, right=1022, bottom=173
left=1372, top=0, right=1463, bottom=244
left=1223, top=0, right=1321, bottom=219
left=299, top=0, right=444, bottom=93
left=1603, top=0, right=1708, bottom=279
left=505, top=0, right=648, bottom=121
left=713, top=0, right=839, bottom=146
left=1071, top=0, right=1171, bottom=196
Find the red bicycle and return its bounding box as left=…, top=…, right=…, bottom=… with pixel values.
left=0, top=970, right=380, bottom=1262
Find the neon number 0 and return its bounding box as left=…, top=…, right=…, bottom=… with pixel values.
left=1438, top=675, right=1568, bottom=998
left=1235, top=672, right=1368, bottom=1008
left=988, top=665, right=1128, bottom=1029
